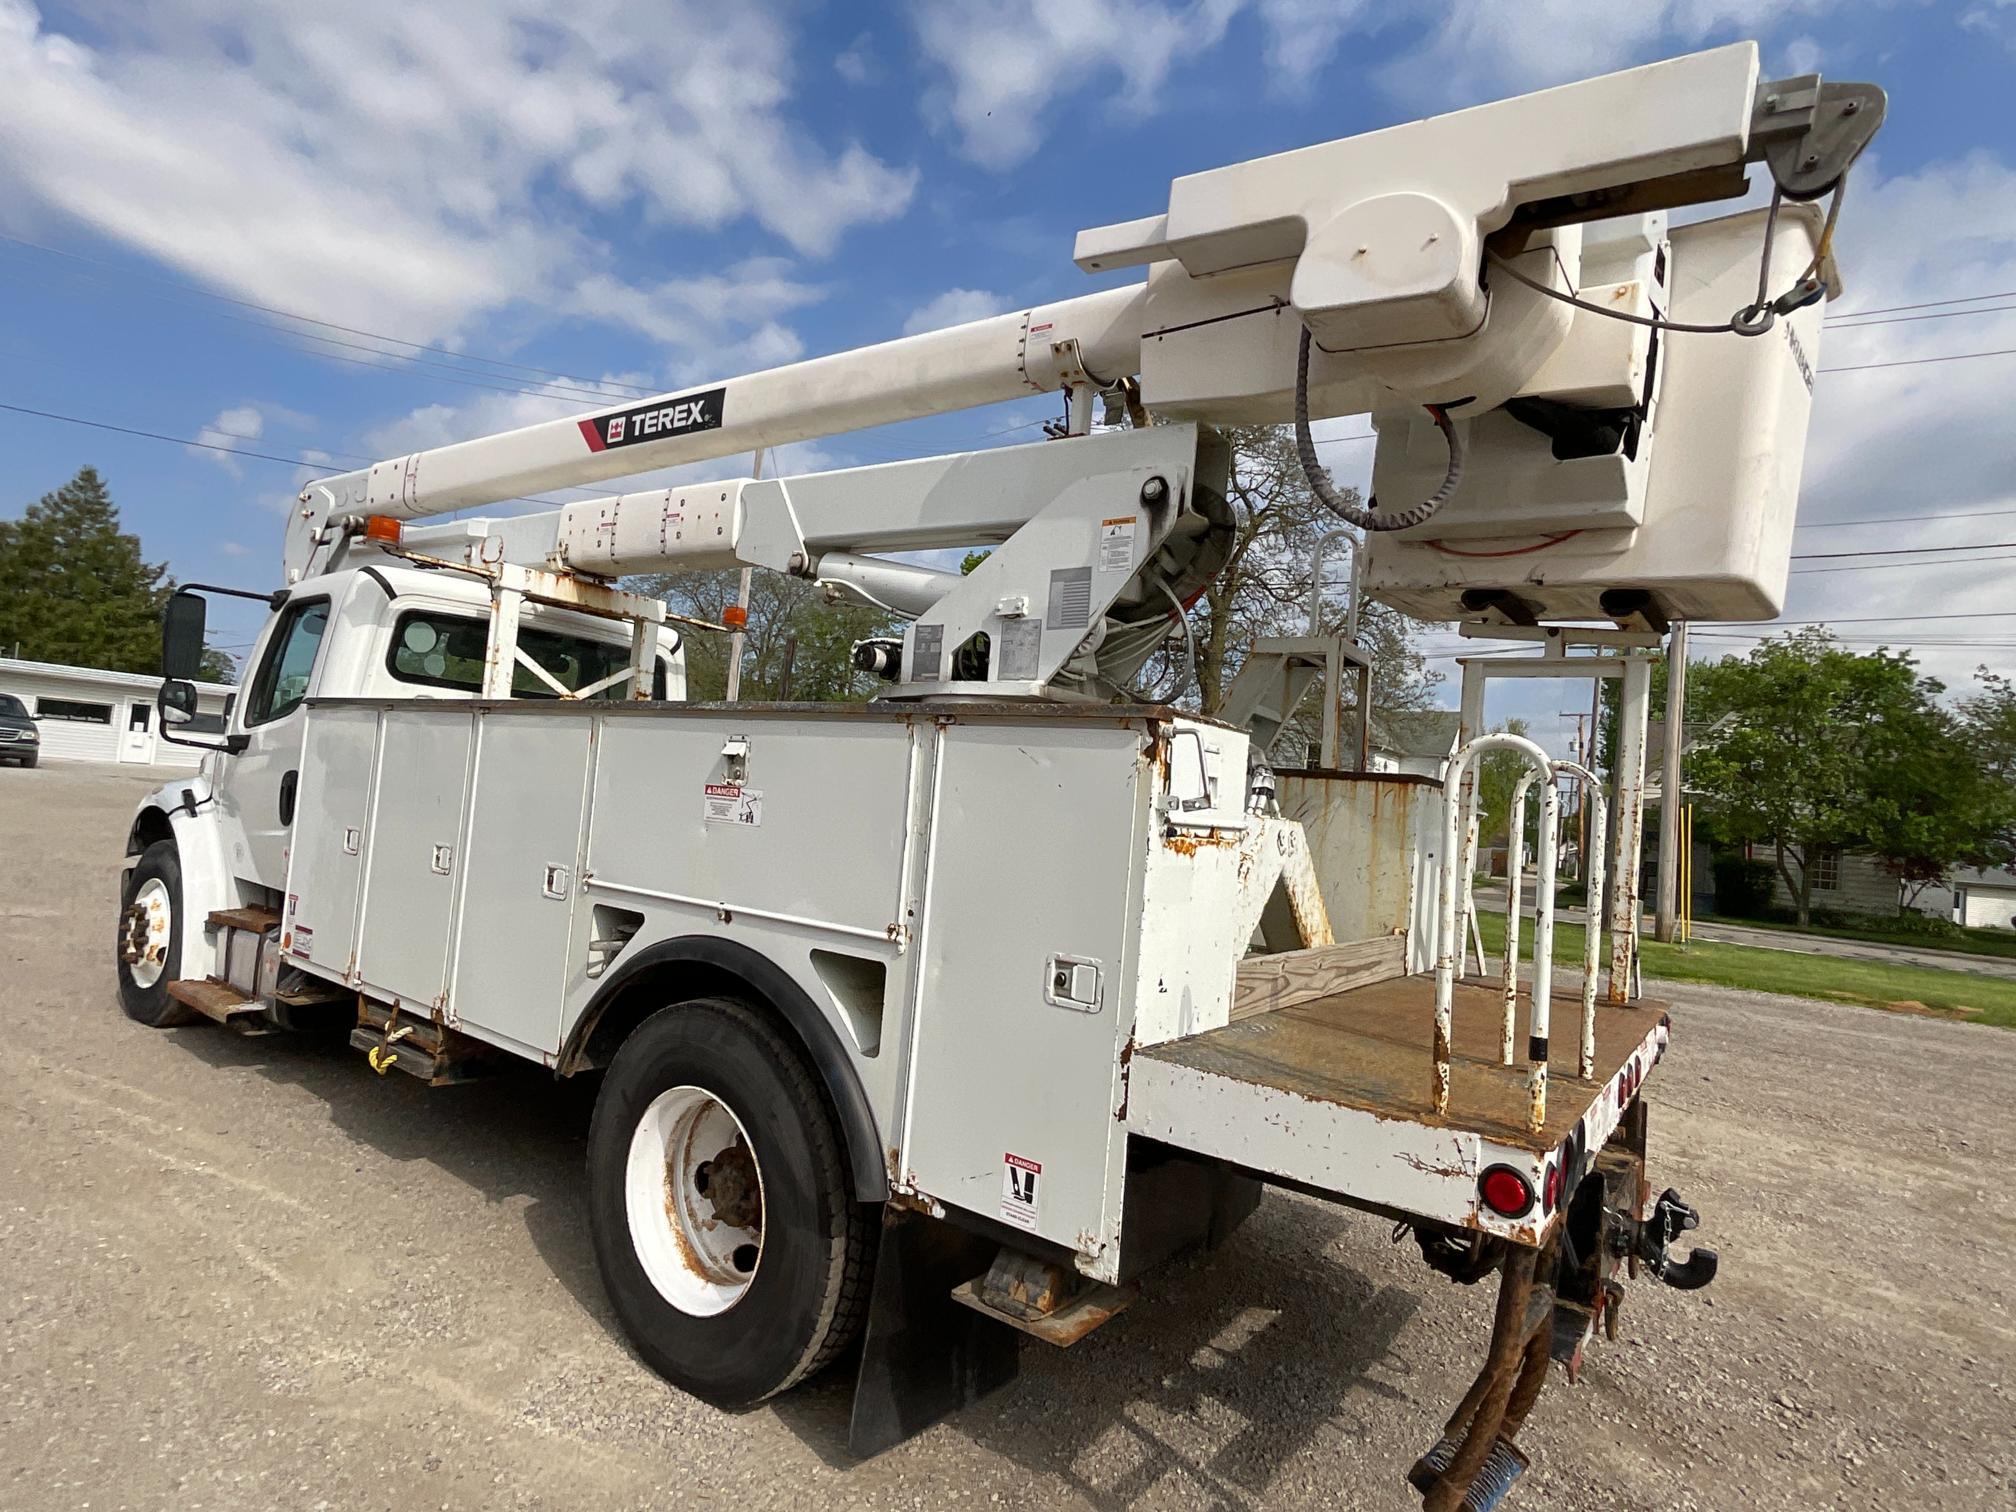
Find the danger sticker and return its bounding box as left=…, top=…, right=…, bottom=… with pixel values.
left=1098, top=516, right=1137, bottom=574
left=1000, top=1153, right=1042, bottom=1231
left=703, top=782, right=764, bottom=827
left=579, top=386, right=726, bottom=453
left=291, top=923, right=314, bottom=959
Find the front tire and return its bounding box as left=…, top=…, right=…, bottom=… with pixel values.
left=587, top=996, right=870, bottom=1407
left=118, top=839, right=194, bottom=1027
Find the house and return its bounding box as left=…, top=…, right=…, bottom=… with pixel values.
left=0, top=656, right=234, bottom=769
left=1912, top=867, right=2016, bottom=932
left=1368, top=708, right=1461, bottom=777
left=1761, top=846, right=1903, bottom=917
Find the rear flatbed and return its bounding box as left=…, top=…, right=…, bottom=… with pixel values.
left=1127, top=971, right=1670, bottom=1245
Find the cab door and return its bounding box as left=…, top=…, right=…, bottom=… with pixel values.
left=220, top=594, right=331, bottom=888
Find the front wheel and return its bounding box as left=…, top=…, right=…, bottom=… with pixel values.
left=586, top=996, right=870, bottom=1407
left=117, top=839, right=194, bottom=1027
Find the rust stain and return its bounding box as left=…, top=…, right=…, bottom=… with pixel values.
left=1163, top=828, right=1237, bottom=856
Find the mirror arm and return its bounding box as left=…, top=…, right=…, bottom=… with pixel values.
left=178, top=582, right=288, bottom=607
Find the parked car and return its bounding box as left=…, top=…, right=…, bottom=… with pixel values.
left=0, top=693, right=40, bottom=767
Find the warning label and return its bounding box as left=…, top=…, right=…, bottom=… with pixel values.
left=703, top=782, right=764, bottom=827
left=1000, top=1153, right=1042, bottom=1231
left=291, top=923, right=314, bottom=959
left=1098, top=516, right=1137, bottom=574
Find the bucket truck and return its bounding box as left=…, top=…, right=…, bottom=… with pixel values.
left=116, top=44, right=1879, bottom=1509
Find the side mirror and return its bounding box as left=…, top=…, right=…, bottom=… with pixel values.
left=162, top=591, right=208, bottom=680
left=158, top=679, right=199, bottom=726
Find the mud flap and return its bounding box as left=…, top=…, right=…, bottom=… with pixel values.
left=848, top=1206, right=1020, bottom=1458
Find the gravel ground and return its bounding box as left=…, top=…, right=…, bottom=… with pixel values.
left=3, top=764, right=2013, bottom=1510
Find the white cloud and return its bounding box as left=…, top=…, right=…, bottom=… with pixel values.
left=218, top=541, right=252, bottom=558
left=835, top=32, right=877, bottom=85
left=913, top=0, right=1243, bottom=168
left=0, top=0, right=915, bottom=342
left=913, top=1, right=1876, bottom=166
left=1252, top=0, right=1377, bottom=94
left=568, top=258, right=823, bottom=375
left=902, top=287, right=1008, bottom=336
left=1374, top=1, right=1835, bottom=105
left=188, top=405, right=265, bottom=476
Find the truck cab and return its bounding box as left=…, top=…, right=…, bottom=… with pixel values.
left=121, top=555, right=684, bottom=990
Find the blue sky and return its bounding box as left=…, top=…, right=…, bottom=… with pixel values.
left=3, top=0, right=2014, bottom=752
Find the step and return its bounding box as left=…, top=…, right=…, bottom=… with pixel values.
left=351, top=1004, right=488, bottom=1086
left=208, top=906, right=281, bottom=935
left=165, top=977, right=276, bottom=1034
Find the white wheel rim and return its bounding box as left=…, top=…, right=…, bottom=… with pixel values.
left=624, top=1086, right=766, bottom=1316
left=124, top=877, right=173, bottom=989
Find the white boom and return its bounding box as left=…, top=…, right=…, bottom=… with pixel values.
left=290, top=43, right=1879, bottom=586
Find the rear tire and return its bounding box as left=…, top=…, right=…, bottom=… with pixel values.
left=117, top=840, right=194, bottom=1027
left=587, top=996, right=870, bottom=1407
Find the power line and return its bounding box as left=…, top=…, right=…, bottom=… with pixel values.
left=0, top=230, right=655, bottom=399
left=1820, top=346, right=2016, bottom=375
left=1714, top=611, right=2016, bottom=626
left=0, top=399, right=577, bottom=507
left=1790, top=553, right=2016, bottom=576
left=1827, top=303, right=2016, bottom=331
left=0, top=400, right=337, bottom=470
left=1791, top=539, right=2016, bottom=561
left=1828, top=289, right=2016, bottom=320
left=1797, top=506, right=2016, bottom=531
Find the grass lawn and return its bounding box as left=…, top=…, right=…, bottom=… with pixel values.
left=1713, top=913, right=2016, bottom=962
left=1475, top=909, right=2016, bottom=1029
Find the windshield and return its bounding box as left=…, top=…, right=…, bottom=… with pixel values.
left=0, top=694, right=27, bottom=718
left=387, top=610, right=640, bottom=700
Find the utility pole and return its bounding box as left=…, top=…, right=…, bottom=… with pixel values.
left=1654, top=620, right=1690, bottom=941
left=723, top=447, right=765, bottom=701
left=1559, top=711, right=1590, bottom=879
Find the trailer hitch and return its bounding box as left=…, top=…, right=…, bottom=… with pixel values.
left=1631, top=1188, right=1718, bottom=1291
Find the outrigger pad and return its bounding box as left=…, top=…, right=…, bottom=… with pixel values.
left=1408, top=1433, right=1530, bottom=1512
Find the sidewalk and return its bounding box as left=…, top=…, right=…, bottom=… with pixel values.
left=1471, top=881, right=2016, bottom=981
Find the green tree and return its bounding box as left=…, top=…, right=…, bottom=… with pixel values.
left=1686, top=630, right=2010, bottom=924
left=1474, top=716, right=1533, bottom=852
left=632, top=568, right=894, bottom=701
left=0, top=467, right=188, bottom=675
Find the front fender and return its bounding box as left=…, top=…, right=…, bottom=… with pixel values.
left=124, top=774, right=233, bottom=981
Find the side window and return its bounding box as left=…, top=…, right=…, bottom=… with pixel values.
left=385, top=609, right=636, bottom=700
left=245, top=598, right=330, bottom=726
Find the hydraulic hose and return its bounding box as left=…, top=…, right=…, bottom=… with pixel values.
left=1294, top=326, right=1467, bottom=532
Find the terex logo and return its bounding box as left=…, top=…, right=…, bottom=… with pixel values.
left=579, top=387, right=727, bottom=453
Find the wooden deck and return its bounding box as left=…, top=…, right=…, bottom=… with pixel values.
left=1140, top=974, right=1668, bottom=1153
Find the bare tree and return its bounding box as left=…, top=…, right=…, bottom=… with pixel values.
left=1187, top=425, right=1442, bottom=747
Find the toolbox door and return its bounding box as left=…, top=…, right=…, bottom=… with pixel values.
left=448, top=714, right=593, bottom=1054
left=899, top=722, right=1147, bottom=1270
left=355, top=709, right=475, bottom=1009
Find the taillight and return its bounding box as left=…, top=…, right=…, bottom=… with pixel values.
left=1543, top=1158, right=1565, bottom=1214
left=1479, top=1164, right=1535, bottom=1219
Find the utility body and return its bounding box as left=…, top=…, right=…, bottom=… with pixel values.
left=115, top=44, right=1877, bottom=1509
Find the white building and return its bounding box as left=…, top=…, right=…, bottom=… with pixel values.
left=1913, top=867, right=2016, bottom=932
left=0, top=656, right=235, bottom=769
left=1367, top=709, right=1461, bottom=778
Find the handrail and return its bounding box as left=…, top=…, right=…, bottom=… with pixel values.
left=1553, top=760, right=1607, bottom=1080
left=1497, top=769, right=1555, bottom=1068
left=1436, top=733, right=1557, bottom=1130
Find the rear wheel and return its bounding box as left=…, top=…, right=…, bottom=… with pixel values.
left=587, top=996, right=870, bottom=1406
left=117, top=840, right=194, bottom=1027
